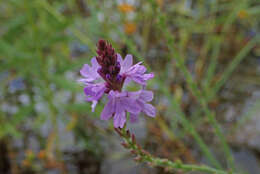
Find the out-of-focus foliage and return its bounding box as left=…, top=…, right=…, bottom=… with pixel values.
left=0, top=0, right=259, bottom=174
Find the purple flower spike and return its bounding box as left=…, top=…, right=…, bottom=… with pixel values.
left=78, top=39, right=156, bottom=128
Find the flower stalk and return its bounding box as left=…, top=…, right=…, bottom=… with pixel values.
left=115, top=127, right=231, bottom=174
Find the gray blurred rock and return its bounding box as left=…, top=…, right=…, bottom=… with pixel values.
left=233, top=149, right=260, bottom=174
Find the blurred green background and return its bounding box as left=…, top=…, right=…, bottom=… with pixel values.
left=0, top=0, right=259, bottom=174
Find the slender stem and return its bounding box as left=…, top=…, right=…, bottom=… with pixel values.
left=115, top=128, right=230, bottom=174
left=39, top=0, right=96, bottom=54
left=203, top=38, right=221, bottom=92
left=170, top=97, right=222, bottom=169
left=209, top=36, right=258, bottom=100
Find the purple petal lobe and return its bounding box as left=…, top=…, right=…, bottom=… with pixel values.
left=120, top=63, right=153, bottom=86
left=121, top=97, right=140, bottom=114
left=127, top=91, right=141, bottom=98
left=101, top=97, right=115, bottom=120
left=139, top=90, right=154, bottom=102
left=127, top=90, right=156, bottom=119
left=91, top=57, right=99, bottom=68
left=79, top=57, right=101, bottom=83
left=84, top=83, right=106, bottom=101
left=80, top=64, right=96, bottom=82
left=117, top=53, right=123, bottom=64
left=143, top=104, right=156, bottom=117
left=143, top=73, right=154, bottom=80
left=113, top=111, right=126, bottom=128
left=135, top=65, right=146, bottom=74
left=121, top=54, right=133, bottom=73
left=115, top=97, right=125, bottom=114
left=131, top=76, right=146, bottom=85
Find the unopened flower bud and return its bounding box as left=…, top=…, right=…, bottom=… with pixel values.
left=126, top=130, right=130, bottom=137
left=121, top=142, right=130, bottom=149
left=106, top=74, right=111, bottom=80
left=131, top=134, right=136, bottom=144
left=114, top=128, right=123, bottom=136
left=130, top=149, right=137, bottom=155
left=134, top=156, right=142, bottom=162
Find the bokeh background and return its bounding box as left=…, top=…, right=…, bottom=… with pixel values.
left=0, top=0, right=259, bottom=174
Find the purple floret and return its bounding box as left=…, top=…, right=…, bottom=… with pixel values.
left=128, top=90, right=156, bottom=123
left=100, top=91, right=141, bottom=128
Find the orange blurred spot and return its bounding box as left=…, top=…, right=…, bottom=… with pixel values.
left=237, top=10, right=248, bottom=19
left=156, top=0, right=164, bottom=7
left=124, top=22, right=136, bottom=35
left=118, top=3, right=135, bottom=13
left=38, top=150, right=47, bottom=160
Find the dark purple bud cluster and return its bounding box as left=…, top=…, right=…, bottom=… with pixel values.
left=96, top=40, right=124, bottom=92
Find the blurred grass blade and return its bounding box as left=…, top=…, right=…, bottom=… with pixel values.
left=210, top=36, right=258, bottom=99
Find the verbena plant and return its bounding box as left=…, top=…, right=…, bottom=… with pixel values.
left=0, top=0, right=259, bottom=173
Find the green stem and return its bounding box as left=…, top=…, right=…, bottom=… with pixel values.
left=203, top=37, right=221, bottom=92
left=39, top=0, right=96, bottom=54
left=209, top=36, right=259, bottom=100
left=116, top=128, right=230, bottom=174
left=170, top=95, right=222, bottom=169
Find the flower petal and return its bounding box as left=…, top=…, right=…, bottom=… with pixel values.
left=121, top=62, right=154, bottom=86
left=121, top=97, right=140, bottom=114
left=127, top=91, right=141, bottom=100
left=80, top=64, right=96, bottom=82
left=117, top=53, right=123, bottom=64
left=79, top=57, right=101, bottom=83
left=84, top=83, right=106, bottom=101
left=143, top=103, right=156, bottom=117
left=139, top=90, right=154, bottom=102
left=91, top=57, right=99, bottom=70
left=125, top=63, right=142, bottom=75
left=131, top=75, right=146, bottom=85
left=101, top=97, right=115, bottom=120
left=91, top=100, right=98, bottom=112
left=135, top=65, right=146, bottom=74
left=143, top=73, right=154, bottom=80
left=122, top=54, right=133, bottom=71
left=115, top=97, right=125, bottom=114
left=113, top=111, right=126, bottom=128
